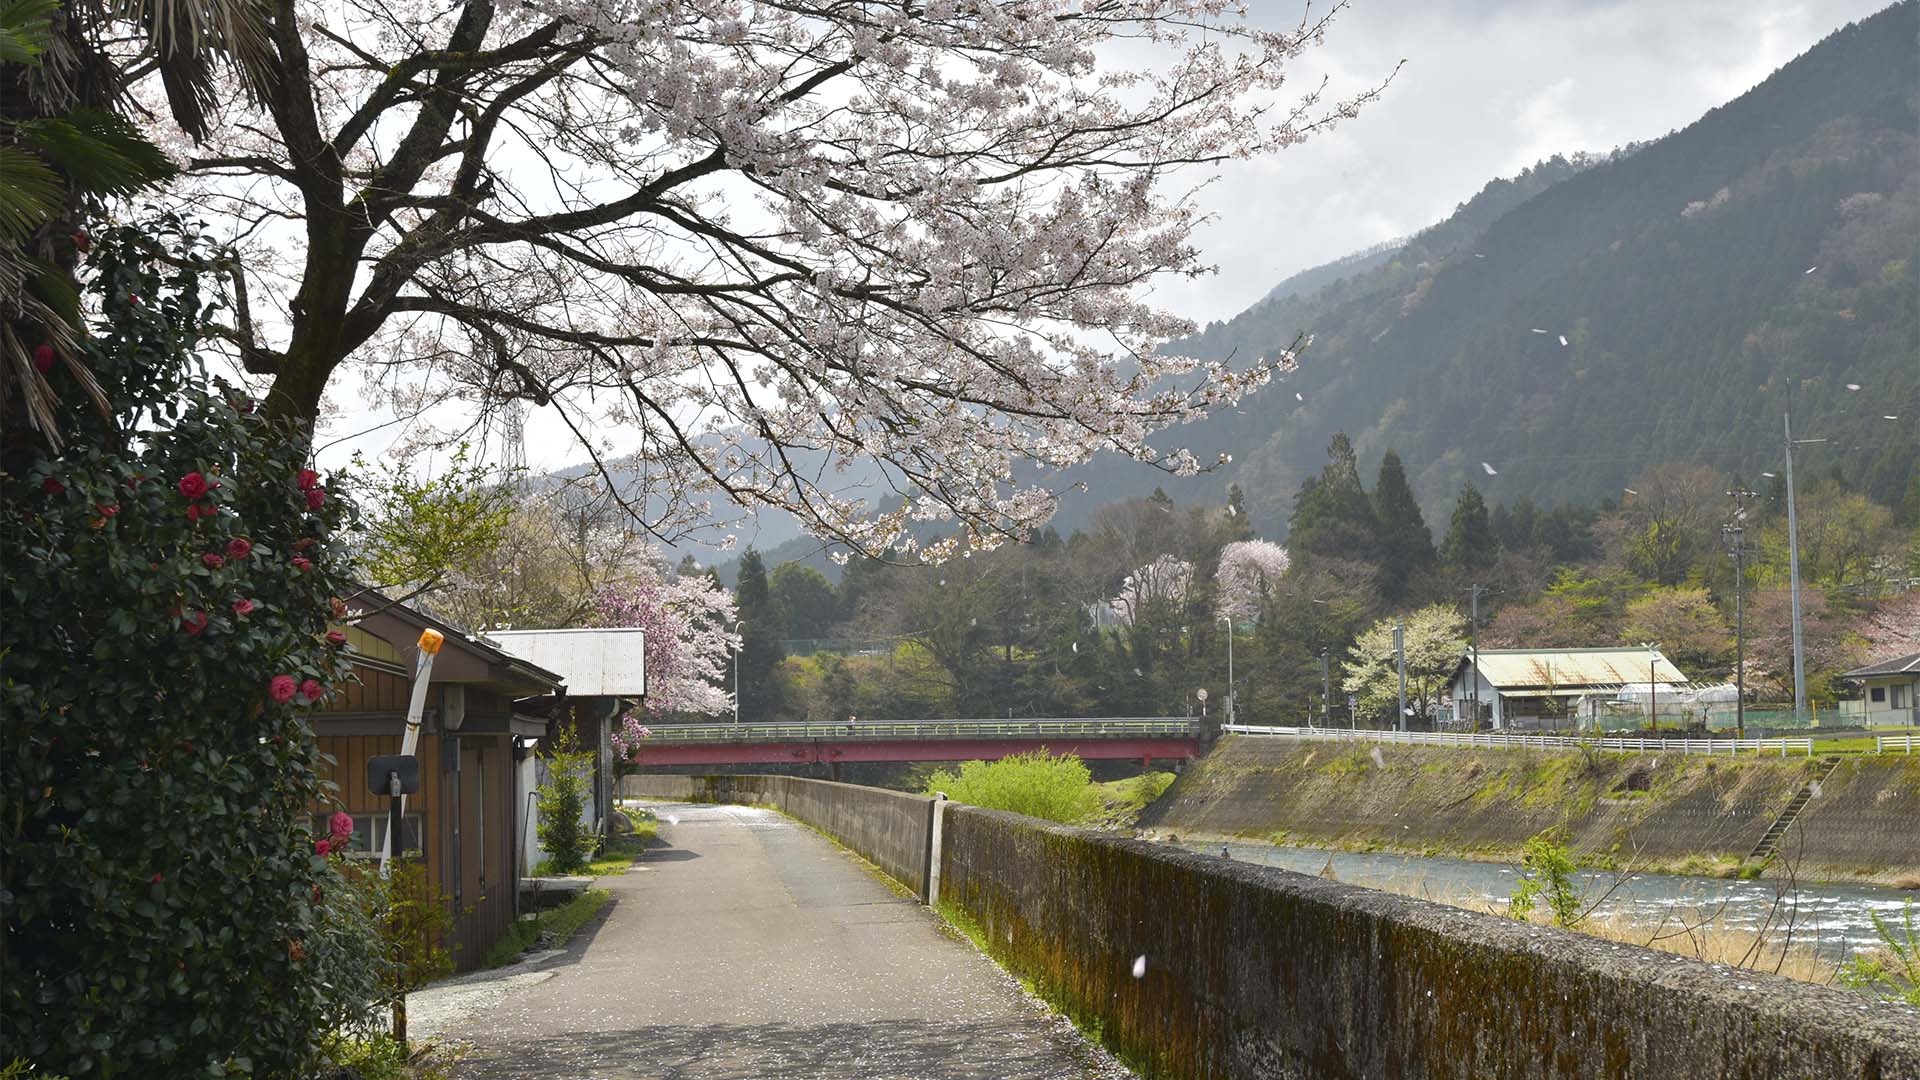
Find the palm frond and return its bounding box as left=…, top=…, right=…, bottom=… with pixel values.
left=113, top=0, right=280, bottom=141
left=16, top=109, right=178, bottom=196
left=0, top=146, right=64, bottom=243
left=0, top=0, right=60, bottom=65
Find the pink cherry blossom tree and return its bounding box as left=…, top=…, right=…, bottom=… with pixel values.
left=1215, top=539, right=1291, bottom=623
left=594, top=558, right=739, bottom=758
left=132, top=1, right=1388, bottom=555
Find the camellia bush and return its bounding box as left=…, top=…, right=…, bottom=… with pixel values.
left=1, top=221, right=373, bottom=1075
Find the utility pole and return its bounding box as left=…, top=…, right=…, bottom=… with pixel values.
left=1782, top=410, right=1825, bottom=725
left=1464, top=584, right=1486, bottom=731
left=1642, top=642, right=1661, bottom=734
left=732, top=619, right=744, bottom=724
left=1393, top=622, right=1407, bottom=733
left=1723, top=489, right=1753, bottom=739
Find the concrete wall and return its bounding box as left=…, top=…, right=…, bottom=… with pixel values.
left=625, top=773, right=933, bottom=897
left=629, top=773, right=1920, bottom=1078
left=938, top=806, right=1920, bottom=1079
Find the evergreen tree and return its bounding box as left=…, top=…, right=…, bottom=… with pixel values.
left=734, top=548, right=786, bottom=720
left=1372, top=450, right=1434, bottom=598
left=1288, top=433, right=1378, bottom=560
left=1440, top=482, right=1498, bottom=570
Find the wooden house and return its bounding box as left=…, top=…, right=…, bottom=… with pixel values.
left=314, top=597, right=563, bottom=969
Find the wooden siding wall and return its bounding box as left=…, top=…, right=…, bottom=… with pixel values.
left=324, top=668, right=412, bottom=714
left=315, top=729, right=519, bottom=971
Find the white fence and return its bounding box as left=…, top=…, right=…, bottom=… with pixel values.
left=1876, top=734, right=1918, bottom=755
left=1221, top=724, right=1816, bottom=757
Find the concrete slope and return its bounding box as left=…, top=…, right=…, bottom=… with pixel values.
left=1144, top=736, right=1920, bottom=884
left=416, top=802, right=1129, bottom=1079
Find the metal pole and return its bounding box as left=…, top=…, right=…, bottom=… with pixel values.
left=1320, top=649, right=1330, bottom=727
left=1783, top=412, right=1807, bottom=724
left=1394, top=622, right=1407, bottom=733
left=733, top=620, right=743, bottom=725
left=1222, top=617, right=1235, bottom=726
left=1730, top=522, right=1746, bottom=739
left=1470, top=585, right=1481, bottom=731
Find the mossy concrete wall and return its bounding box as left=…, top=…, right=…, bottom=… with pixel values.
left=629, top=772, right=1920, bottom=1078
left=1143, top=736, right=1920, bottom=884
left=625, top=773, right=933, bottom=896
left=938, top=804, right=1920, bottom=1079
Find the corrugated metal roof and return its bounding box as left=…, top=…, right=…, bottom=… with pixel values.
left=1842, top=651, right=1920, bottom=679
left=1461, top=648, right=1687, bottom=689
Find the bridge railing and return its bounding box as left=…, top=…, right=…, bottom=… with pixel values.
left=1221, top=724, right=1816, bottom=757
left=644, top=717, right=1202, bottom=743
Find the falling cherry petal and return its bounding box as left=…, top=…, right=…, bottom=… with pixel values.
left=1295, top=392, right=1303, bottom=401
left=1804, top=266, right=1817, bottom=274
left=1529, top=328, right=1549, bottom=334
left=1845, top=383, right=1861, bottom=391
left=1481, top=462, right=1498, bottom=476
left=1132, top=955, right=1148, bottom=978
left=1558, top=335, right=1569, bottom=347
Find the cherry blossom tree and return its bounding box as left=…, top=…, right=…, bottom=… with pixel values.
left=594, top=558, right=739, bottom=757
left=125, top=0, right=1385, bottom=554
left=1110, top=554, right=1193, bottom=627
left=1215, top=539, right=1290, bottom=622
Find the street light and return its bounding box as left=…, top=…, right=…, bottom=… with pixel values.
left=1217, top=615, right=1236, bottom=726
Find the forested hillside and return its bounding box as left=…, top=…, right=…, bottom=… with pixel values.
left=1054, top=2, right=1917, bottom=540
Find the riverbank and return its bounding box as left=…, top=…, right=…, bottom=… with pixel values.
left=1140, top=736, right=1920, bottom=887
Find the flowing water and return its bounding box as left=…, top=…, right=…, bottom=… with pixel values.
left=1177, top=840, right=1914, bottom=961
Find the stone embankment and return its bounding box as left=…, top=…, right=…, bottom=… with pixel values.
left=1143, top=736, right=1920, bottom=886
left=627, top=772, right=1920, bottom=1079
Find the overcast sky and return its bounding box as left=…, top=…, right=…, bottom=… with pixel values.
left=313, top=0, right=1895, bottom=471
left=1151, top=0, right=1895, bottom=326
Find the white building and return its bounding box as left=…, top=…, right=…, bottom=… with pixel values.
left=1444, top=647, right=1689, bottom=730
left=1838, top=651, right=1920, bottom=728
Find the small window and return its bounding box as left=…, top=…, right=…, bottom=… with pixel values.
left=1894, top=685, right=1909, bottom=709
left=314, top=813, right=425, bottom=858
left=1870, top=687, right=1886, bottom=703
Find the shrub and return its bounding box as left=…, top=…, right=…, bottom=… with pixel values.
left=0, top=221, right=372, bottom=1075
left=1838, top=902, right=1920, bottom=1007
left=923, top=751, right=1103, bottom=824
left=1508, top=831, right=1585, bottom=928
left=536, top=725, right=596, bottom=874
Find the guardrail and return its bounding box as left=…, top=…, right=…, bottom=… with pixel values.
left=644, top=717, right=1203, bottom=743
left=1221, top=724, right=1816, bottom=757
left=1877, top=734, right=1918, bottom=755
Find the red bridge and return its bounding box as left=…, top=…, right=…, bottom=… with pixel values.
left=631, top=718, right=1205, bottom=773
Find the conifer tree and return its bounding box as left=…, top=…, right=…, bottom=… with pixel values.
left=1440, top=482, right=1498, bottom=570
left=1288, top=434, right=1379, bottom=561
left=1372, top=450, right=1434, bottom=598
left=734, top=549, right=786, bottom=721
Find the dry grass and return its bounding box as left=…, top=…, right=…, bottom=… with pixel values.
left=1355, top=875, right=1843, bottom=986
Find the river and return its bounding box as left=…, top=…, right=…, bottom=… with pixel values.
left=1178, top=839, right=1914, bottom=961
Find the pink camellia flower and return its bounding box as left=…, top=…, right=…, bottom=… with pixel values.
left=96, top=503, right=119, bottom=518
left=330, top=811, right=354, bottom=839
left=182, top=611, right=208, bottom=635
left=177, top=472, right=209, bottom=500
left=297, top=468, right=320, bottom=491
left=226, top=537, right=252, bottom=560
left=299, top=679, right=324, bottom=703
left=325, top=630, right=347, bottom=647
left=202, top=553, right=225, bottom=569
left=269, top=674, right=297, bottom=704
left=42, top=477, right=64, bottom=496
left=151, top=871, right=164, bottom=883
left=291, top=556, right=313, bottom=573
left=33, top=344, right=54, bottom=373
left=232, top=599, right=256, bottom=617
left=314, top=839, right=331, bottom=857
left=304, top=486, right=326, bottom=511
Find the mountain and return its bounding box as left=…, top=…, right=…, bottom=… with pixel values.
left=1051, top=2, right=1918, bottom=538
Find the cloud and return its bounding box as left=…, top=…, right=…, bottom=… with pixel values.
left=1154, top=0, right=1892, bottom=326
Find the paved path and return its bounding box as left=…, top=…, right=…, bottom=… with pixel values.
left=415, top=802, right=1130, bottom=1079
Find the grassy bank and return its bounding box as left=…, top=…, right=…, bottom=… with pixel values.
left=1145, top=736, right=1920, bottom=886
left=480, top=888, right=611, bottom=969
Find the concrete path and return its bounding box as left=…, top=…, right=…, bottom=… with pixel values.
left=414, top=802, right=1131, bottom=1079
